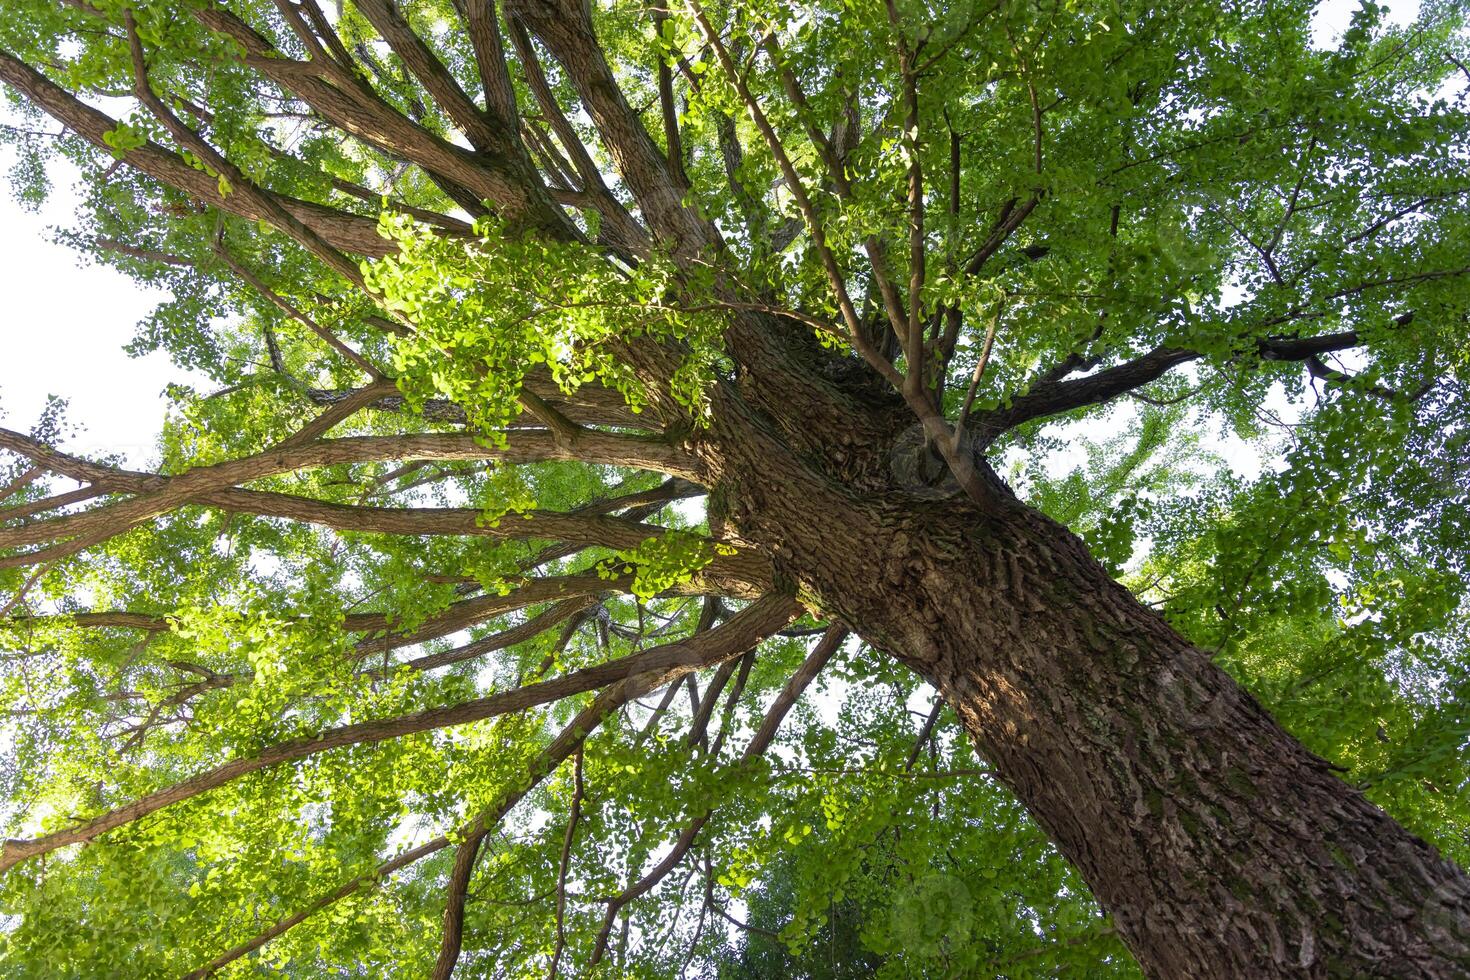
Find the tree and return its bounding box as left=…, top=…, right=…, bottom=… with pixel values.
left=0, top=0, right=1468, bottom=974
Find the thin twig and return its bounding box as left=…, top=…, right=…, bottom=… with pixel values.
left=547, top=746, right=586, bottom=980
left=952, top=297, right=1004, bottom=445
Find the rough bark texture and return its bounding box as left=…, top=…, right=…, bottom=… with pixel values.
left=701, top=359, right=1470, bottom=978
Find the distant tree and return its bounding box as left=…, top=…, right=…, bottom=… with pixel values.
left=1, top=0, right=1469, bottom=976
left=713, top=850, right=883, bottom=979
left=712, top=697, right=1148, bottom=979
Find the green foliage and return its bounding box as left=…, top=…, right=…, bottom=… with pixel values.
left=0, top=0, right=1468, bottom=975
left=365, top=213, right=726, bottom=436
left=598, top=531, right=722, bottom=601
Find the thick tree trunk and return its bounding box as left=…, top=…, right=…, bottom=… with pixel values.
left=716, top=436, right=1470, bottom=976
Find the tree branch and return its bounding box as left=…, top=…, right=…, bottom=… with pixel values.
left=588, top=624, right=845, bottom=964
left=123, top=12, right=369, bottom=289
left=506, top=0, right=708, bottom=252
left=503, top=17, right=648, bottom=254
left=0, top=595, right=800, bottom=876
left=193, top=5, right=572, bottom=237
left=187, top=676, right=631, bottom=979
left=0, top=428, right=703, bottom=570
left=545, top=744, right=586, bottom=980
left=970, top=331, right=1370, bottom=444
left=0, top=48, right=391, bottom=257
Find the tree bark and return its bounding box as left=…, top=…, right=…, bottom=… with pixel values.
left=712, top=422, right=1470, bottom=977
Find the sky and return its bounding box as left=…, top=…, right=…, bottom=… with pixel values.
left=0, top=0, right=1422, bottom=470
left=0, top=151, right=189, bottom=464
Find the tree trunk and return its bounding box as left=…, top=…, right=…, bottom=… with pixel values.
left=714, top=434, right=1470, bottom=976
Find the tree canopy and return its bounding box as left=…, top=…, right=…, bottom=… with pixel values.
left=0, top=0, right=1468, bottom=975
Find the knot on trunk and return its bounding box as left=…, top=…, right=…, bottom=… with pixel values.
left=889, top=425, right=962, bottom=499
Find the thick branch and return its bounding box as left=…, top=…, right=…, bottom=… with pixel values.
left=353, top=0, right=502, bottom=152
left=306, top=369, right=649, bottom=429
left=194, top=6, right=573, bottom=237
left=506, top=0, right=709, bottom=252
left=0, top=49, right=391, bottom=257
left=396, top=598, right=596, bottom=674
left=0, top=428, right=702, bottom=569
left=0, top=595, right=800, bottom=876
left=588, top=624, right=845, bottom=963
left=186, top=678, right=631, bottom=979
left=503, top=17, right=647, bottom=254
left=972, top=331, right=1367, bottom=444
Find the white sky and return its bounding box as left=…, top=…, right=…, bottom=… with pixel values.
left=0, top=151, right=197, bottom=465
left=0, top=0, right=1419, bottom=469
